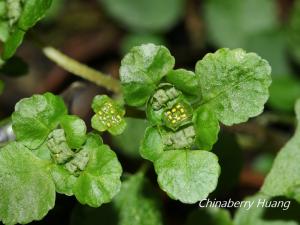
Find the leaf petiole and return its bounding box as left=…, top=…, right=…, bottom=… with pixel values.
left=42, top=47, right=122, bottom=94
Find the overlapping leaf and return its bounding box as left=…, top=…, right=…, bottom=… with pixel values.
left=0, top=142, right=56, bottom=225
left=12, top=92, right=67, bottom=149
left=120, top=43, right=175, bottom=106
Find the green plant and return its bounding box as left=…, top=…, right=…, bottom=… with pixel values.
left=0, top=93, right=122, bottom=224
left=5, top=1, right=300, bottom=224
left=120, top=44, right=271, bottom=203
left=0, top=0, right=52, bottom=62
left=0, top=40, right=272, bottom=223
left=227, top=100, right=300, bottom=225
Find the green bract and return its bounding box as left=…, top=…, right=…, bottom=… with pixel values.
left=193, top=106, right=220, bottom=150
left=143, top=81, right=218, bottom=154
left=120, top=44, right=271, bottom=204
left=0, top=0, right=52, bottom=61
left=166, top=69, right=200, bottom=98
left=140, top=126, right=164, bottom=162
left=262, top=99, right=300, bottom=202
left=91, top=95, right=126, bottom=135
left=60, top=115, right=87, bottom=149
left=1, top=93, right=123, bottom=223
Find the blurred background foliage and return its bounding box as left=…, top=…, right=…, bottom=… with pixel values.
left=1, top=0, right=300, bottom=224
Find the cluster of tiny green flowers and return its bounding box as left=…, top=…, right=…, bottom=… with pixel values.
left=97, top=102, right=122, bottom=129
left=163, top=125, right=196, bottom=149
left=47, top=129, right=74, bottom=164
left=148, top=85, right=196, bottom=149
left=91, top=95, right=126, bottom=135
left=163, top=102, right=191, bottom=129
left=152, top=86, right=179, bottom=110
left=47, top=129, right=89, bottom=176
left=65, top=150, right=89, bottom=176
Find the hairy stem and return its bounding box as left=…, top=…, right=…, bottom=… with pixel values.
left=43, top=47, right=122, bottom=94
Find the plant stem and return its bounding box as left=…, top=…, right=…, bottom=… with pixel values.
left=43, top=47, right=122, bottom=94
left=139, top=162, right=151, bottom=175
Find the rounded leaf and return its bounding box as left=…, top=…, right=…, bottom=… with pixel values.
left=12, top=93, right=67, bottom=149
left=73, top=134, right=122, bottom=207
left=50, top=164, right=77, bottom=196
left=140, top=126, right=164, bottom=162
left=60, top=115, right=87, bottom=149
left=0, top=142, right=56, bottom=224
left=195, top=48, right=271, bottom=125
left=166, top=69, right=200, bottom=97
left=193, top=106, right=220, bottom=150
left=120, top=44, right=175, bottom=106
left=154, top=150, right=220, bottom=203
